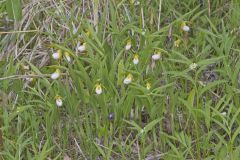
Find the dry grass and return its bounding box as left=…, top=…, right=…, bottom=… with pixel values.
left=1, top=0, right=240, bottom=159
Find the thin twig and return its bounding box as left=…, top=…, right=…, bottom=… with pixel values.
left=145, top=153, right=167, bottom=160
left=157, top=0, right=162, bottom=31
left=95, top=142, right=122, bottom=158
left=0, top=30, right=39, bottom=34
left=0, top=73, right=68, bottom=81
left=123, top=4, right=133, bottom=36
left=93, top=0, right=99, bottom=31
left=73, top=138, right=88, bottom=160
left=141, top=7, right=145, bottom=29
left=198, top=81, right=220, bottom=98
left=207, top=0, right=211, bottom=17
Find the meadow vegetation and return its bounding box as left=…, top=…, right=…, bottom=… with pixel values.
left=1, top=0, right=240, bottom=159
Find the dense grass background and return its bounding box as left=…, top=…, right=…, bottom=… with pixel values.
left=1, top=0, right=240, bottom=159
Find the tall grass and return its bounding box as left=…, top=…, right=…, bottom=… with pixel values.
left=1, top=0, right=240, bottom=159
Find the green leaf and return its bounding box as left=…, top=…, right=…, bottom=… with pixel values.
left=197, top=56, right=224, bottom=66
left=187, top=89, right=195, bottom=107
left=5, top=0, right=22, bottom=21
left=151, top=83, right=175, bottom=94
left=2, top=56, right=15, bottom=91
left=144, top=118, right=161, bottom=133
left=93, top=142, right=106, bottom=158
left=231, top=125, right=240, bottom=144
left=205, top=102, right=211, bottom=130
left=124, top=120, right=142, bottom=131
left=117, top=59, right=125, bottom=86
left=9, top=105, right=33, bottom=122
left=165, top=71, right=194, bottom=84
left=199, top=80, right=226, bottom=97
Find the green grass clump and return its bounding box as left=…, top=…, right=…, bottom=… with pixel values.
left=1, top=0, right=240, bottom=159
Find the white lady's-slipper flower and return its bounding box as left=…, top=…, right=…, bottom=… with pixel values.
left=134, top=1, right=140, bottom=5
left=64, top=52, right=71, bottom=62
left=189, top=63, right=198, bottom=70
left=25, top=72, right=35, bottom=83
left=123, top=73, right=133, bottom=85
left=72, top=28, right=78, bottom=35
left=174, top=39, right=181, bottom=47
left=182, top=25, right=190, bottom=32
left=140, top=127, right=145, bottom=134
left=86, top=30, right=91, bottom=37
left=51, top=69, right=61, bottom=80
left=52, top=50, right=62, bottom=60
left=146, top=82, right=151, bottom=90
left=23, top=65, right=30, bottom=70
left=26, top=77, right=33, bottom=82
left=95, top=83, right=103, bottom=95
left=130, top=108, right=134, bottom=119
left=133, top=54, right=139, bottom=65
left=78, top=43, right=86, bottom=52
left=125, top=40, right=132, bottom=51
left=152, top=52, right=161, bottom=61
left=221, top=112, right=227, bottom=116
left=55, top=95, right=63, bottom=107
left=181, top=22, right=190, bottom=32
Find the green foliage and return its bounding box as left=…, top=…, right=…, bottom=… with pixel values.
left=1, top=0, right=240, bottom=159
left=5, top=0, right=22, bottom=21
